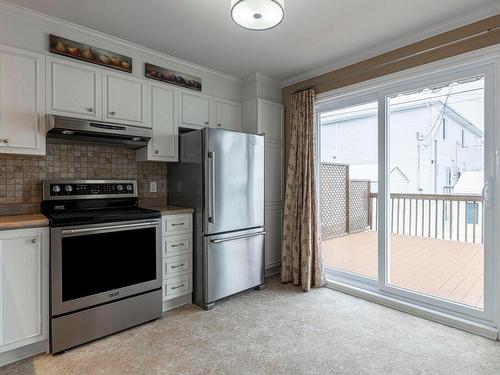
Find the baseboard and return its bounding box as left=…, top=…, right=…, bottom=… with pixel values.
left=0, top=340, right=47, bottom=367
left=163, top=294, right=192, bottom=312
left=265, top=262, right=281, bottom=277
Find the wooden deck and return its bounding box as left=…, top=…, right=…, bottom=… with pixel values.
left=323, top=231, right=484, bottom=309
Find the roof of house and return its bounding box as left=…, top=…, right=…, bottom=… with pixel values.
left=320, top=100, right=483, bottom=137
left=453, top=171, right=484, bottom=195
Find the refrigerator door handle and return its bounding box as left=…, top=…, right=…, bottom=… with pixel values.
left=210, top=231, right=266, bottom=244
left=208, top=151, right=216, bottom=223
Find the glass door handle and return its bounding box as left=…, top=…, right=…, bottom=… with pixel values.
left=482, top=181, right=491, bottom=203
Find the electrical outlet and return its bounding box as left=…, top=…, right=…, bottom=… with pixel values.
left=149, top=181, right=157, bottom=193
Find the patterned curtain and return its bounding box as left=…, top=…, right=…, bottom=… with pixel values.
left=281, top=89, right=325, bottom=291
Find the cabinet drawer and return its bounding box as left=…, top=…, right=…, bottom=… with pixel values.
left=163, top=253, right=192, bottom=278
left=163, top=274, right=192, bottom=301
left=163, top=214, right=192, bottom=235
left=162, top=233, right=191, bottom=257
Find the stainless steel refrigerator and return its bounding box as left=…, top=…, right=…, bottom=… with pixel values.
left=167, top=128, right=265, bottom=309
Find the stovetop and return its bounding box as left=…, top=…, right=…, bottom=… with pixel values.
left=41, top=180, right=161, bottom=227
left=46, top=206, right=161, bottom=227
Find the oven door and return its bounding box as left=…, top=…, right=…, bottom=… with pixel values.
left=51, top=219, right=161, bottom=316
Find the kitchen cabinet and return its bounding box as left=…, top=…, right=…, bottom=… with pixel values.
left=103, top=71, right=149, bottom=127
left=242, top=98, right=284, bottom=272
left=0, top=45, right=45, bottom=155
left=213, top=98, right=241, bottom=131
left=137, top=84, right=178, bottom=162
left=46, top=56, right=102, bottom=120
left=161, top=213, right=193, bottom=311
left=265, top=205, right=283, bottom=271
left=257, top=99, right=283, bottom=142
left=264, top=142, right=284, bottom=205
left=0, top=227, right=49, bottom=360
left=179, top=91, right=211, bottom=129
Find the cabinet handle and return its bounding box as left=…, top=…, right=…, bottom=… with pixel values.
left=31, top=238, right=38, bottom=244
left=217, top=123, right=221, bottom=127
left=86, top=107, right=94, bottom=113
left=171, top=284, right=184, bottom=290
left=1, top=139, right=9, bottom=144
left=154, top=150, right=159, bottom=154
left=171, top=264, right=184, bottom=269
left=171, top=223, right=185, bottom=226
left=109, top=111, right=116, bottom=116
left=171, top=243, right=184, bottom=247
left=204, top=121, right=209, bottom=125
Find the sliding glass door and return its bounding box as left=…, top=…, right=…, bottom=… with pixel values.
left=318, top=61, right=495, bottom=324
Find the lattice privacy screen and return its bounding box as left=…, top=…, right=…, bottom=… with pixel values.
left=320, top=163, right=371, bottom=240
left=349, top=180, right=370, bottom=233
left=320, top=163, right=348, bottom=239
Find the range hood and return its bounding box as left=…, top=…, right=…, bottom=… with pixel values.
left=46, top=115, right=151, bottom=149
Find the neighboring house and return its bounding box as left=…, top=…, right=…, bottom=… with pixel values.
left=321, top=100, right=484, bottom=194
left=349, top=163, right=410, bottom=193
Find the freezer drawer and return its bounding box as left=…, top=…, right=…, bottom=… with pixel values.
left=204, top=228, right=265, bottom=303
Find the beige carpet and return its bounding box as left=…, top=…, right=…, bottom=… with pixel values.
left=2, top=276, right=500, bottom=375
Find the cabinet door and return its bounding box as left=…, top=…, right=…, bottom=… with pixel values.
left=265, top=205, right=283, bottom=270
left=0, top=47, right=45, bottom=155
left=0, top=228, right=48, bottom=353
left=265, top=142, right=284, bottom=205
left=103, top=72, right=149, bottom=127
left=258, top=99, right=283, bottom=142
left=179, top=91, right=211, bottom=128
left=150, top=84, right=178, bottom=161
left=47, top=57, right=102, bottom=120
left=214, top=98, right=241, bottom=131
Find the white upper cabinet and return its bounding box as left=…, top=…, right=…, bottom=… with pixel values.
left=47, top=56, right=102, bottom=120
left=258, top=99, right=283, bottom=142
left=103, top=72, right=149, bottom=127
left=0, top=227, right=48, bottom=355
left=137, top=83, right=178, bottom=162
left=0, top=45, right=45, bottom=155
left=264, top=142, right=284, bottom=205
left=214, top=98, right=241, bottom=131
left=180, top=91, right=211, bottom=129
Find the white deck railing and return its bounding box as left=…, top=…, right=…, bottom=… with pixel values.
left=369, top=193, right=484, bottom=244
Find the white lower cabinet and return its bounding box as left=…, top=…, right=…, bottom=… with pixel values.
left=0, top=227, right=49, bottom=365
left=161, top=213, right=193, bottom=312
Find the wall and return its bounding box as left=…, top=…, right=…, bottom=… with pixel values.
left=0, top=143, right=167, bottom=215
left=0, top=1, right=242, bottom=101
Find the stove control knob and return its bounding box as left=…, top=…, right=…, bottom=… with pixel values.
left=52, top=185, right=61, bottom=193
left=64, top=185, right=73, bottom=193
left=117, top=184, right=124, bottom=192
left=126, top=184, right=133, bottom=192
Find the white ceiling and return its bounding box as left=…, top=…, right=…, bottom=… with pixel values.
left=5, top=0, right=500, bottom=82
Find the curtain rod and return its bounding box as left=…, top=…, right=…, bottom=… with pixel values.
left=289, top=24, right=500, bottom=95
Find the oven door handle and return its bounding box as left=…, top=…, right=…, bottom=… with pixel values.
left=61, top=221, right=159, bottom=236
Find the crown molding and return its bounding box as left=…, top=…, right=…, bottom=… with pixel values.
left=280, top=2, right=500, bottom=88
left=0, top=0, right=242, bottom=84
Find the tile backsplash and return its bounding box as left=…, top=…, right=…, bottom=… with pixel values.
left=0, top=143, right=167, bottom=214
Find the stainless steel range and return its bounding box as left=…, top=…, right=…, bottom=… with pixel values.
left=42, top=180, right=162, bottom=353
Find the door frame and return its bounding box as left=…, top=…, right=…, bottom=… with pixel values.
left=316, top=44, right=500, bottom=334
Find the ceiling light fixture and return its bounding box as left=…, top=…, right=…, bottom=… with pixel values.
left=231, top=0, right=284, bottom=31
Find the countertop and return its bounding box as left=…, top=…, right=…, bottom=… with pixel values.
left=0, top=214, right=49, bottom=230
left=140, top=205, right=194, bottom=215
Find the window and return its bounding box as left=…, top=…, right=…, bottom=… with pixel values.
left=442, top=118, right=447, bottom=140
